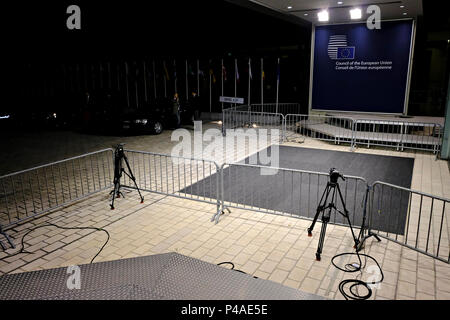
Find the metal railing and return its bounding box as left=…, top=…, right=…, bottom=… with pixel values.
left=0, top=149, right=114, bottom=230
left=223, top=107, right=443, bottom=155
left=222, top=109, right=284, bottom=141
left=120, top=149, right=222, bottom=218
left=214, top=162, right=368, bottom=227
left=369, top=181, right=450, bottom=263
left=351, top=119, right=443, bottom=154
left=0, top=146, right=448, bottom=264
left=284, top=114, right=354, bottom=145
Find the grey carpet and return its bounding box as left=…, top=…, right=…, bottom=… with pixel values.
left=183, top=146, right=414, bottom=234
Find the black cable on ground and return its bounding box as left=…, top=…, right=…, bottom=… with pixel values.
left=331, top=248, right=384, bottom=300
left=0, top=222, right=110, bottom=264
left=217, top=261, right=258, bottom=279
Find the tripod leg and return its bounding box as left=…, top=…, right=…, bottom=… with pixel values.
left=308, top=183, right=331, bottom=236
left=315, top=212, right=330, bottom=261
left=314, top=185, right=337, bottom=261
left=123, top=155, right=144, bottom=203
left=110, top=181, right=120, bottom=210
left=336, top=184, right=359, bottom=248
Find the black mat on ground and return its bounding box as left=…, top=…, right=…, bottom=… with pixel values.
left=0, top=252, right=323, bottom=300
left=183, top=146, right=414, bottom=234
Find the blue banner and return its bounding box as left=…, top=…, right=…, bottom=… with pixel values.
left=311, top=20, right=413, bottom=114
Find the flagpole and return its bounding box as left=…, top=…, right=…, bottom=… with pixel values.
left=276, top=57, right=280, bottom=114
left=163, top=60, right=167, bottom=98
left=125, top=62, right=130, bottom=108
left=143, top=60, right=148, bottom=103
left=221, top=58, right=224, bottom=111
left=197, top=59, right=200, bottom=96
left=107, top=61, right=111, bottom=90
left=248, top=57, right=251, bottom=107
left=209, top=66, right=212, bottom=113
left=234, top=58, right=237, bottom=109
left=261, top=57, right=264, bottom=112
left=153, top=60, right=157, bottom=99
left=174, top=59, right=177, bottom=95
left=185, top=60, right=188, bottom=101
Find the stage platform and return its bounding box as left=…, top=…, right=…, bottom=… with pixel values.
left=0, top=252, right=324, bottom=300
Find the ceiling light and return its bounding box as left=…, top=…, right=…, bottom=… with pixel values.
left=304, top=13, right=309, bottom=16
left=318, top=10, right=329, bottom=22
left=287, top=6, right=292, bottom=9
left=403, top=12, right=407, bottom=15
left=350, top=8, right=362, bottom=19
left=338, top=1, right=343, bottom=4
left=400, top=5, right=405, bottom=8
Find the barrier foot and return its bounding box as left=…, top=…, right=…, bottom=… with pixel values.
left=0, top=227, right=15, bottom=250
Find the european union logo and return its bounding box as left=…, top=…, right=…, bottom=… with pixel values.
left=336, top=47, right=355, bottom=59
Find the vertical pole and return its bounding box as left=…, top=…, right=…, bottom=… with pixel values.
left=197, top=59, right=200, bottom=96
left=99, top=62, right=103, bottom=89
left=186, top=59, right=189, bottom=101
left=153, top=60, right=157, bottom=99
left=83, top=63, right=88, bottom=91
left=163, top=60, right=167, bottom=98
left=107, top=61, right=111, bottom=90
left=261, top=57, right=264, bottom=111
left=248, top=57, right=251, bottom=107
left=221, top=58, right=224, bottom=111
left=125, top=62, right=130, bottom=108
left=276, top=57, right=280, bottom=114
left=116, top=63, right=120, bottom=91
left=143, top=60, right=148, bottom=103
left=209, top=66, right=212, bottom=113
left=234, top=58, right=237, bottom=109
left=174, top=59, right=177, bottom=95
left=134, top=62, right=139, bottom=109
left=62, top=64, right=67, bottom=93
left=91, top=64, right=96, bottom=90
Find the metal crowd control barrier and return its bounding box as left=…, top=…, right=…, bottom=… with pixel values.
left=0, top=149, right=114, bottom=231
left=214, top=162, right=368, bottom=227
left=120, top=149, right=222, bottom=219
left=1, top=146, right=448, bottom=264
left=369, top=181, right=450, bottom=263
left=284, top=114, right=355, bottom=145
left=222, top=109, right=284, bottom=142
left=351, top=119, right=443, bottom=154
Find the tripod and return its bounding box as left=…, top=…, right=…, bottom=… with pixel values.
left=355, top=186, right=381, bottom=252
left=307, top=168, right=359, bottom=261
left=110, top=144, right=144, bottom=210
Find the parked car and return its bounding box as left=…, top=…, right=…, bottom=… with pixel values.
left=119, top=97, right=197, bottom=135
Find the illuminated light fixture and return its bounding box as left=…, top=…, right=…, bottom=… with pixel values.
left=252, top=123, right=258, bottom=128
left=304, top=13, right=309, bottom=16
left=400, top=5, right=405, bottom=8
left=350, top=8, right=362, bottom=19
left=287, top=6, right=292, bottom=9
left=338, top=1, right=343, bottom=4
left=218, top=120, right=223, bottom=125
left=318, top=10, right=329, bottom=22
left=403, top=12, right=407, bottom=15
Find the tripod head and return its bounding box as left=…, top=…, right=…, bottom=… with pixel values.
left=114, top=143, right=125, bottom=158
left=329, top=168, right=345, bottom=184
